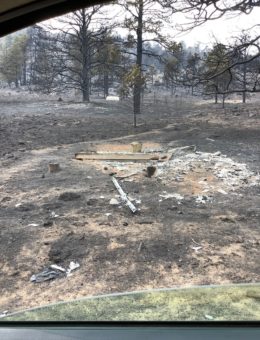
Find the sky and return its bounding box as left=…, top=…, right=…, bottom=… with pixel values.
left=172, top=8, right=260, bottom=48
left=43, top=3, right=260, bottom=49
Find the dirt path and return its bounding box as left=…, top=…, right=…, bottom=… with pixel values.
left=0, top=97, right=259, bottom=315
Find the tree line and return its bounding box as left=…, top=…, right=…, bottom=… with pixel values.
left=0, top=0, right=259, bottom=122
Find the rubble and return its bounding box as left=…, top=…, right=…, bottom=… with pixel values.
left=157, top=150, right=260, bottom=194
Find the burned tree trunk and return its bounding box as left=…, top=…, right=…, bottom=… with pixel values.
left=81, top=13, right=90, bottom=102
left=133, top=0, right=143, bottom=125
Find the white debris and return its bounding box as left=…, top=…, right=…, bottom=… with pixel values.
left=27, top=223, right=39, bottom=227
left=217, top=189, right=228, bottom=195
left=50, top=264, right=66, bottom=273
left=50, top=211, right=59, bottom=218
left=213, top=151, right=221, bottom=156
left=205, top=314, right=214, bottom=320
left=0, top=311, right=8, bottom=318
left=191, top=246, right=202, bottom=252
left=109, top=198, right=120, bottom=205
left=105, top=213, right=112, bottom=216
left=159, top=193, right=184, bottom=201
left=195, top=195, right=211, bottom=204
left=66, top=261, right=80, bottom=276
left=157, top=151, right=260, bottom=194
left=106, top=95, right=120, bottom=101
left=15, top=203, right=22, bottom=208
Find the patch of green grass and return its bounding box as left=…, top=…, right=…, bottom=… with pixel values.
left=3, top=284, right=260, bottom=321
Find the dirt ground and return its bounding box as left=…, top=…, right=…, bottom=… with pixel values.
left=0, top=91, right=259, bottom=315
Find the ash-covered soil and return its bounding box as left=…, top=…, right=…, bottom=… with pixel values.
left=0, top=92, right=259, bottom=315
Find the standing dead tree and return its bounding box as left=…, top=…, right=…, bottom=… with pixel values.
left=117, top=0, right=176, bottom=126
left=47, top=6, right=111, bottom=102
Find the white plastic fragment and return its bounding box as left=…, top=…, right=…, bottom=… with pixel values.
left=217, top=189, right=228, bottom=195
left=109, top=198, right=120, bottom=205
left=191, top=246, right=202, bottom=253
left=50, top=211, right=59, bottom=218
left=159, top=193, right=184, bottom=201
left=28, top=223, right=39, bottom=227
left=66, top=261, right=80, bottom=276
left=50, top=264, right=66, bottom=273
left=205, top=314, right=214, bottom=320
left=0, top=311, right=8, bottom=318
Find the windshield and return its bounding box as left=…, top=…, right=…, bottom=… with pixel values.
left=0, top=0, right=259, bottom=322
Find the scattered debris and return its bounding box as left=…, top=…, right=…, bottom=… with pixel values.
left=15, top=203, right=35, bottom=211
left=50, top=264, right=66, bottom=273
left=27, top=223, right=39, bottom=227
left=112, top=177, right=137, bottom=213
left=159, top=192, right=184, bottom=201
left=206, top=138, right=215, bottom=142
left=30, top=268, right=62, bottom=283
left=105, top=213, right=112, bottom=216
left=195, top=195, right=211, bottom=204
left=213, top=151, right=221, bottom=156
left=50, top=211, right=59, bottom=218
left=191, top=246, right=202, bottom=253
left=30, top=262, right=80, bottom=283
left=138, top=241, right=144, bottom=253
left=191, top=238, right=201, bottom=246
left=204, top=314, right=214, bottom=320
left=157, top=150, right=260, bottom=195
left=0, top=311, right=8, bottom=318
left=66, top=261, right=80, bottom=276
left=217, top=189, right=228, bottom=195
left=48, top=163, right=60, bottom=173
left=109, top=198, right=120, bottom=205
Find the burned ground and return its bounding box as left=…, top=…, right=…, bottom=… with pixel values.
left=0, top=93, right=259, bottom=314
